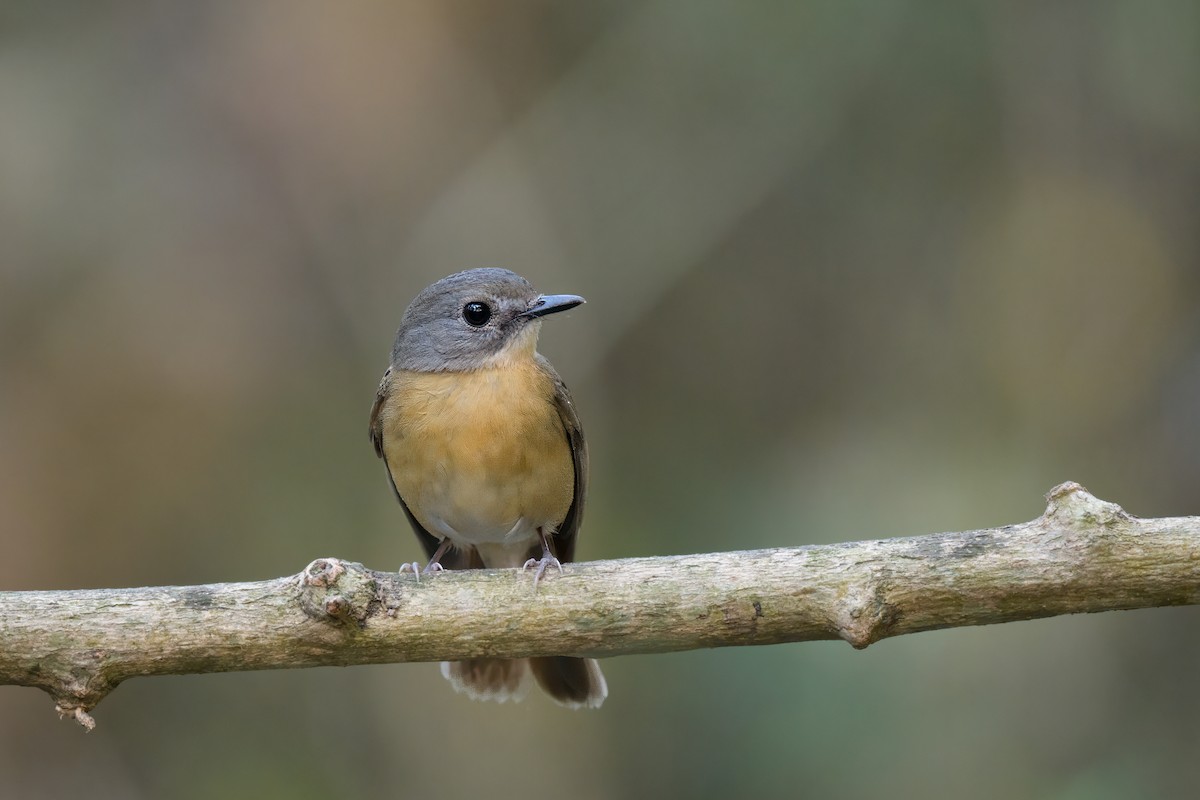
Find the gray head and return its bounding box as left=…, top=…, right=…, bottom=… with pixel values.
left=391, top=268, right=584, bottom=372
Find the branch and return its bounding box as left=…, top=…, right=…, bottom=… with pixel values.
left=4, top=482, right=1198, bottom=729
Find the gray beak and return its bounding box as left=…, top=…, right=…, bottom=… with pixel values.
left=522, top=294, right=585, bottom=318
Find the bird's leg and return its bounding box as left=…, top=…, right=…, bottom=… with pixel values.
left=522, top=527, right=564, bottom=591
left=398, top=562, right=421, bottom=582
left=423, top=538, right=452, bottom=576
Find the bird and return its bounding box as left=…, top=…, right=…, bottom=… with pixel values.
left=368, top=268, right=606, bottom=709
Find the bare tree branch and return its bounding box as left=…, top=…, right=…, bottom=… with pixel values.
left=4, top=482, right=1198, bottom=729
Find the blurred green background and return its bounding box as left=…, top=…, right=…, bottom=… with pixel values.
left=2, top=2, right=1199, bottom=798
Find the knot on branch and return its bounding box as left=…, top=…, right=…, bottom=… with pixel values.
left=19, top=636, right=127, bottom=730
left=297, top=558, right=379, bottom=627
left=49, top=666, right=117, bottom=730
left=1042, top=481, right=1132, bottom=529
left=835, top=573, right=899, bottom=650
left=56, top=704, right=96, bottom=731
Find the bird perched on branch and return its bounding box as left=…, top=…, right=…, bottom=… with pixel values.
left=369, top=268, right=606, bottom=708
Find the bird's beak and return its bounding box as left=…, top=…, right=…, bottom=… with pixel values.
left=522, top=294, right=585, bottom=319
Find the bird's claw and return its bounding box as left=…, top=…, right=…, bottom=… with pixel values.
left=400, top=561, right=445, bottom=583
left=522, top=555, right=564, bottom=591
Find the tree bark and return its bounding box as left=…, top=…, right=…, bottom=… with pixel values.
left=3, top=481, right=1198, bottom=729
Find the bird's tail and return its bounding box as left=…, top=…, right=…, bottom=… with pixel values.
left=530, top=656, right=607, bottom=709
left=440, top=658, right=530, bottom=703
left=440, top=656, right=606, bottom=709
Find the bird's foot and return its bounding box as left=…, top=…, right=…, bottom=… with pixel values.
left=399, top=560, right=446, bottom=583
left=522, top=555, right=563, bottom=591
left=401, top=539, right=453, bottom=583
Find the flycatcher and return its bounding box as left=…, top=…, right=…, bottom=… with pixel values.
left=369, top=268, right=606, bottom=708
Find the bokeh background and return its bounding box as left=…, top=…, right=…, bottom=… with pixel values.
left=3, top=2, right=1199, bottom=798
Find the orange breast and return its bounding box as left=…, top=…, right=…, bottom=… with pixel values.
left=378, top=362, right=574, bottom=551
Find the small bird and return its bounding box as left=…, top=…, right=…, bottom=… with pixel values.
left=369, top=268, right=606, bottom=708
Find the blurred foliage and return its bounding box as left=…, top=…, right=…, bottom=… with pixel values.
left=2, top=2, right=1199, bottom=798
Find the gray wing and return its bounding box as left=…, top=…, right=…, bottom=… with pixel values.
left=367, top=368, right=392, bottom=459
left=537, top=354, right=588, bottom=564
left=369, top=368, right=479, bottom=568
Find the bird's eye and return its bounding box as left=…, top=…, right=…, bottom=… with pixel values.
left=462, top=301, right=492, bottom=327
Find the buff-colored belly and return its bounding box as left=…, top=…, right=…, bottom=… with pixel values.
left=380, top=364, right=574, bottom=553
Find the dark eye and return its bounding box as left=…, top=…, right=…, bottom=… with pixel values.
left=462, top=301, right=492, bottom=327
